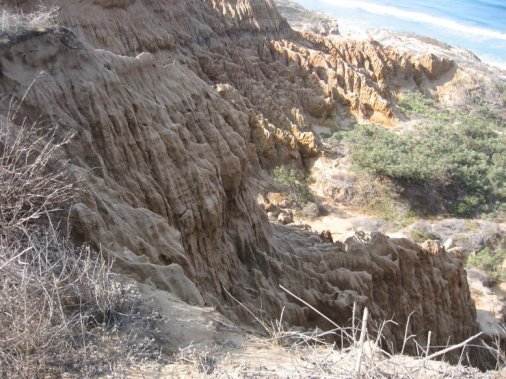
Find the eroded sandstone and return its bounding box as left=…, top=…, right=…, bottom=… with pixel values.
left=0, top=0, right=489, bottom=367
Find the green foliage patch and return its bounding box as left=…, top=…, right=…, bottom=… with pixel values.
left=410, top=224, right=438, bottom=242
left=498, top=83, right=506, bottom=106
left=273, top=166, right=314, bottom=205
left=343, top=93, right=506, bottom=217
left=467, top=245, right=506, bottom=281
left=398, top=91, right=453, bottom=123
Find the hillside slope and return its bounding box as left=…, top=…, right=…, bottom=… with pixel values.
left=0, top=0, right=495, bottom=369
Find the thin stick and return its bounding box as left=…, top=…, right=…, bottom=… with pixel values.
left=0, top=246, right=33, bottom=270
left=352, top=302, right=357, bottom=342
left=279, top=285, right=353, bottom=341
left=422, top=332, right=482, bottom=362
left=355, top=307, right=369, bottom=375
left=426, top=331, right=432, bottom=357
left=222, top=286, right=270, bottom=333
left=401, top=311, right=416, bottom=355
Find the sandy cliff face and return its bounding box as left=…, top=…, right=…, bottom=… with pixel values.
left=0, top=0, right=484, bottom=364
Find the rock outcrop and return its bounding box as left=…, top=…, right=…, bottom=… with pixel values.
left=274, top=0, right=340, bottom=37
left=0, top=0, right=485, bottom=366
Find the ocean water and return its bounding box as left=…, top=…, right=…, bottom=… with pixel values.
left=293, top=0, right=506, bottom=69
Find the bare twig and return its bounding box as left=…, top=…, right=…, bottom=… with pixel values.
left=422, top=333, right=483, bottom=363
left=279, top=284, right=354, bottom=341
left=426, top=331, right=432, bottom=358
left=355, top=307, right=369, bottom=375
left=0, top=104, right=158, bottom=377
left=401, top=311, right=416, bottom=355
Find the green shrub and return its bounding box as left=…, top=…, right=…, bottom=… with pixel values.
left=467, top=246, right=506, bottom=281
left=273, top=166, right=314, bottom=205
left=344, top=120, right=505, bottom=217
left=410, top=224, right=438, bottom=242
left=349, top=175, right=415, bottom=224
left=398, top=91, right=453, bottom=123
left=497, top=83, right=506, bottom=106
left=449, top=195, right=481, bottom=217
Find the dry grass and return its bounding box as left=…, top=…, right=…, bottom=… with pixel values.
left=0, top=108, right=73, bottom=236
left=164, top=285, right=502, bottom=378
left=0, top=108, right=160, bottom=377
left=0, top=6, right=58, bottom=36
left=0, top=227, right=159, bottom=377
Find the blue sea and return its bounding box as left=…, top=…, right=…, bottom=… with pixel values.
left=293, top=0, right=506, bottom=69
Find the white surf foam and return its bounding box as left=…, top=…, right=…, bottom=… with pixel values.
left=318, top=0, right=506, bottom=41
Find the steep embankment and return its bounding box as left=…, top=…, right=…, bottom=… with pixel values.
left=0, top=0, right=487, bottom=365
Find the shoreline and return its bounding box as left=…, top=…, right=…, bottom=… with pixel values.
left=339, top=26, right=506, bottom=72
left=276, top=0, right=506, bottom=72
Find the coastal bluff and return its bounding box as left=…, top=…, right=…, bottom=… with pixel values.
left=0, top=0, right=492, bottom=368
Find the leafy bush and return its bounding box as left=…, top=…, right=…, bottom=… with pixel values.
left=467, top=246, right=506, bottom=281
left=398, top=91, right=453, bottom=123
left=497, top=83, right=506, bottom=106
left=349, top=175, right=415, bottom=224
left=273, top=166, right=314, bottom=206
left=410, top=224, right=438, bottom=242
left=344, top=120, right=506, bottom=217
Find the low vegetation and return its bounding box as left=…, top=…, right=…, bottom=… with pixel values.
left=397, top=91, right=453, bottom=123
left=340, top=91, right=506, bottom=218
left=500, top=83, right=506, bottom=106
left=174, top=287, right=502, bottom=378
left=0, top=6, right=58, bottom=36
left=273, top=165, right=314, bottom=206
left=350, top=175, right=416, bottom=225
left=467, top=245, right=506, bottom=282
left=410, top=224, right=439, bottom=242
left=0, top=112, right=158, bottom=377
